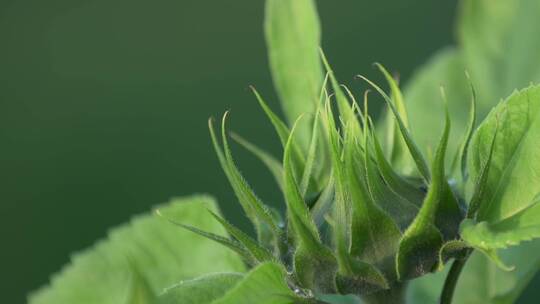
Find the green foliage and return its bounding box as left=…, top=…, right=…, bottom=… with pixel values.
left=125, top=266, right=158, bottom=304
left=467, top=86, right=540, bottom=224
left=28, top=196, right=245, bottom=304
left=461, top=199, right=540, bottom=250
left=402, top=49, right=470, bottom=161
left=158, top=273, right=243, bottom=304
left=408, top=242, right=540, bottom=304
left=403, top=0, right=540, bottom=302
left=415, top=85, right=540, bottom=304
left=458, top=0, right=540, bottom=109
left=29, top=0, right=540, bottom=303
left=211, top=262, right=299, bottom=304
left=265, top=0, right=323, bottom=146
left=461, top=86, right=540, bottom=253
left=159, top=262, right=298, bottom=304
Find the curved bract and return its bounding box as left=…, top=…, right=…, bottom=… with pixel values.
left=175, top=60, right=474, bottom=302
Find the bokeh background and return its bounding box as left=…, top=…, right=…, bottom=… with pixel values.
left=0, top=0, right=537, bottom=303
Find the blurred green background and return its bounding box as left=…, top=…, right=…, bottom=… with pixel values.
left=0, top=0, right=537, bottom=303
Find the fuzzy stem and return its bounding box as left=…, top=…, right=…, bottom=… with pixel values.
left=439, top=255, right=470, bottom=304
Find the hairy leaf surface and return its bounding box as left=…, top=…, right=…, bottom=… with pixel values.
left=212, top=262, right=298, bottom=304
left=265, top=0, right=323, bottom=144
left=461, top=199, right=540, bottom=250
left=159, top=273, right=243, bottom=304
left=467, top=85, right=540, bottom=223
left=29, top=195, right=245, bottom=304
left=462, top=86, right=540, bottom=263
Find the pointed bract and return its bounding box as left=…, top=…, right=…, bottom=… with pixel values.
left=230, top=132, right=285, bottom=192
left=359, top=75, right=431, bottom=182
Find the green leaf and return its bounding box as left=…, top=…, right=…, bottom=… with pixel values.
left=458, top=0, right=540, bottom=110
left=461, top=197, right=540, bottom=250
left=451, top=249, right=533, bottom=303
left=406, top=0, right=540, bottom=161
left=125, top=265, right=158, bottom=304
left=157, top=211, right=255, bottom=266
left=28, top=195, right=245, bottom=304
left=465, top=119, right=497, bottom=219
left=212, top=262, right=299, bottom=304
left=467, top=85, right=540, bottom=225
left=475, top=248, right=515, bottom=272
left=402, top=2, right=540, bottom=301
left=463, top=86, right=540, bottom=274
left=405, top=267, right=447, bottom=304
left=406, top=87, right=540, bottom=301
left=158, top=273, right=243, bottom=304
left=264, top=0, right=323, bottom=143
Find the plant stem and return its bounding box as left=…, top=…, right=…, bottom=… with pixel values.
left=439, top=254, right=470, bottom=304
